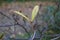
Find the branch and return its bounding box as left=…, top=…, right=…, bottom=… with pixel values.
left=11, top=14, right=30, bottom=36
left=0, top=12, right=11, bottom=20
left=0, top=24, right=17, bottom=27
left=46, top=34, right=60, bottom=37
left=16, top=23, right=30, bottom=36
left=40, top=24, right=48, bottom=40
left=51, top=36, right=60, bottom=40
left=0, top=11, right=30, bottom=36
left=0, top=23, right=30, bottom=35
left=29, top=30, right=37, bottom=40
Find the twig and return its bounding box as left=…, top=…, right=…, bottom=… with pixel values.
left=45, top=34, right=60, bottom=37
left=12, top=14, right=30, bottom=36
left=0, top=12, right=11, bottom=20
left=29, top=30, right=37, bottom=40
left=51, top=36, right=60, bottom=40
left=40, top=24, right=48, bottom=40
left=0, top=24, right=17, bottom=27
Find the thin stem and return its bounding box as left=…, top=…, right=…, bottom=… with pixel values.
left=0, top=12, right=11, bottom=19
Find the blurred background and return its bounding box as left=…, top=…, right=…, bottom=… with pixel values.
left=0, top=0, right=60, bottom=40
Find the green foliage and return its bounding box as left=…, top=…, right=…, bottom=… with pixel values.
left=55, top=11, right=60, bottom=26
left=39, top=4, right=60, bottom=40
left=16, top=33, right=29, bottom=39
left=42, top=36, right=53, bottom=40
left=0, top=0, right=60, bottom=5
left=0, top=33, right=4, bottom=39
left=5, top=0, right=13, bottom=3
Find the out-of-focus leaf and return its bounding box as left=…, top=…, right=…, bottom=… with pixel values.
left=13, top=11, right=30, bottom=22
left=31, top=5, right=39, bottom=22
left=0, top=33, right=4, bottom=39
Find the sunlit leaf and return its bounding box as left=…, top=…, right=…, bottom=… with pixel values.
left=13, top=11, right=30, bottom=22
left=31, top=5, right=39, bottom=22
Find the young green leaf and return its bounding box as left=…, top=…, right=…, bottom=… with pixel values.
left=13, top=11, right=30, bottom=22
left=31, top=5, right=39, bottom=22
